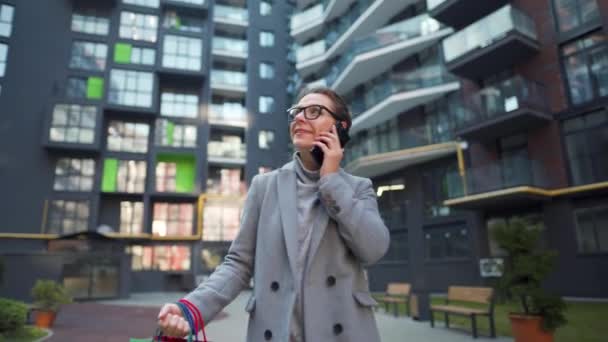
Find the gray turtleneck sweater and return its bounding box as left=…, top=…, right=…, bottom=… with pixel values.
left=290, top=152, right=322, bottom=342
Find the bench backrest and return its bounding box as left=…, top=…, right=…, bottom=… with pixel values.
left=386, top=282, right=411, bottom=296
left=447, top=286, right=493, bottom=305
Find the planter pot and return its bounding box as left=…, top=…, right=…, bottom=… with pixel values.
left=509, top=313, right=554, bottom=342
left=34, top=309, right=57, bottom=328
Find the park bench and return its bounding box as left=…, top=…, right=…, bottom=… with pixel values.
left=430, top=286, right=496, bottom=338
left=375, top=282, right=411, bottom=317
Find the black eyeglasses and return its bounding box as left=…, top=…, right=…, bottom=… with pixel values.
left=286, top=104, right=337, bottom=122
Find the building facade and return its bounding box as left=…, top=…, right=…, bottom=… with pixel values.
left=0, top=0, right=293, bottom=300
left=290, top=0, right=608, bottom=297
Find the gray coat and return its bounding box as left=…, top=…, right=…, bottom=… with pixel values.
left=184, top=160, right=390, bottom=342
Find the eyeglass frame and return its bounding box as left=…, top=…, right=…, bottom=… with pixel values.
left=286, top=104, right=339, bottom=122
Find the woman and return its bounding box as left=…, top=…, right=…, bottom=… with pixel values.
left=158, top=87, right=390, bottom=342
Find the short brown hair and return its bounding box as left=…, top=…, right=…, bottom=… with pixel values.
left=296, top=86, right=352, bottom=132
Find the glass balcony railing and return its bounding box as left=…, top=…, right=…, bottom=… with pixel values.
left=442, top=4, right=537, bottom=63
left=426, top=0, right=447, bottom=11
left=208, top=141, right=246, bottom=160
left=325, top=0, right=373, bottom=46
left=453, top=76, right=548, bottom=130
left=446, top=155, right=555, bottom=198
left=350, top=65, right=457, bottom=118
left=210, top=70, right=247, bottom=89
left=291, top=2, right=325, bottom=31
left=212, top=37, right=248, bottom=56
left=214, top=5, right=248, bottom=24
left=326, top=14, right=443, bottom=85
left=208, top=104, right=247, bottom=126
left=295, top=39, right=327, bottom=64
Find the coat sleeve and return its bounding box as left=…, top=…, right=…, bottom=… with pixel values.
left=183, top=175, right=263, bottom=323
left=318, top=172, right=390, bottom=265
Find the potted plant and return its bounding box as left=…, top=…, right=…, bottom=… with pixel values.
left=492, top=217, right=567, bottom=342
left=31, top=279, right=72, bottom=328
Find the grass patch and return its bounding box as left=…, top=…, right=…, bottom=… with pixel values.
left=373, top=295, right=608, bottom=342
left=0, top=325, right=48, bottom=342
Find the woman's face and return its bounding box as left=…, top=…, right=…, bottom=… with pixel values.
left=289, top=93, right=337, bottom=151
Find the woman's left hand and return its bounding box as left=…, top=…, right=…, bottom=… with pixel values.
left=313, top=124, right=343, bottom=178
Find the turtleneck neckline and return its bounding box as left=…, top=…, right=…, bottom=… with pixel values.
left=294, top=152, right=320, bottom=183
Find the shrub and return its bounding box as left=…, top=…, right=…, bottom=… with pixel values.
left=0, top=298, right=28, bottom=333
left=31, top=279, right=72, bottom=311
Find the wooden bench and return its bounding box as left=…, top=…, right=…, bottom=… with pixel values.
left=430, top=286, right=496, bottom=339
left=375, top=282, right=411, bottom=317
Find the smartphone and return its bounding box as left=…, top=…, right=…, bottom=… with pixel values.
left=311, top=122, right=351, bottom=166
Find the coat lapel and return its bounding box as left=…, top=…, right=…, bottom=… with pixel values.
left=277, top=162, right=298, bottom=282
left=305, top=200, right=330, bottom=273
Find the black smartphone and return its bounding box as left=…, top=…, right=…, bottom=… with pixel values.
left=311, top=122, right=350, bottom=166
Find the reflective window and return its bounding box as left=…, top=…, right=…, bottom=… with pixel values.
left=260, top=31, right=275, bottom=47
left=258, top=130, right=274, bottom=149
left=553, top=0, right=600, bottom=33
left=162, top=35, right=203, bottom=71
left=207, top=167, right=245, bottom=195
left=54, top=158, right=95, bottom=192
left=70, top=41, right=108, bottom=71
left=202, top=197, right=245, bottom=241
left=163, top=11, right=204, bottom=33
left=49, top=104, right=97, bottom=144
left=128, top=245, right=191, bottom=271
left=0, top=4, right=14, bottom=37
left=107, top=121, right=149, bottom=153
left=424, top=225, right=470, bottom=259
left=120, top=201, right=144, bottom=234
left=119, top=11, right=158, bottom=43
left=155, top=119, right=197, bottom=148
left=108, top=69, right=154, bottom=107
left=103, top=159, right=146, bottom=193
left=152, top=203, right=194, bottom=237
left=574, top=205, right=608, bottom=253
left=71, top=12, right=109, bottom=35
left=259, top=62, right=275, bottom=79
left=46, top=200, right=90, bottom=235
left=123, top=0, right=160, bottom=8
left=160, top=91, right=199, bottom=118
left=562, top=32, right=608, bottom=105
left=0, top=43, right=7, bottom=77
left=259, top=96, right=274, bottom=113
left=260, top=1, right=272, bottom=16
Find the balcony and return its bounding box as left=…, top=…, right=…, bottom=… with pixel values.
left=208, top=103, right=248, bottom=128
left=344, top=124, right=462, bottom=178
left=207, top=140, right=246, bottom=165
left=162, top=0, right=208, bottom=15
left=212, top=36, right=248, bottom=63
left=442, top=5, right=540, bottom=80
left=445, top=155, right=556, bottom=210
left=213, top=4, right=248, bottom=32
left=427, top=0, right=509, bottom=29
left=295, top=39, right=328, bottom=64
left=210, top=70, right=247, bottom=96
left=290, top=0, right=356, bottom=44
left=454, top=76, right=552, bottom=141
left=296, top=0, right=417, bottom=78
left=328, top=14, right=452, bottom=94
left=349, top=65, right=460, bottom=134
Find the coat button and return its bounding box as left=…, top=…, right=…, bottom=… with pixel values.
left=270, top=281, right=279, bottom=292
left=333, top=323, right=343, bottom=335
left=264, top=329, right=272, bottom=340
left=326, top=275, right=336, bottom=287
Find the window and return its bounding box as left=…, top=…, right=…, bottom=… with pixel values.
left=163, top=11, right=204, bottom=33
left=203, top=197, right=245, bottom=241
left=102, top=159, right=146, bottom=193
left=376, top=177, right=408, bottom=263
left=49, top=104, right=97, bottom=144
left=208, top=134, right=245, bottom=159
left=553, top=0, right=600, bottom=33
left=259, top=62, right=275, bottom=79
left=54, top=158, right=95, bottom=192
left=425, top=225, right=470, bottom=260
left=108, top=69, right=154, bottom=107
left=160, top=91, right=199, bottom=118
left=162, top=35, right=203, bottom=71
left=259, top=96, right=274, bottom=113
left=152, top=203, right=194, bottom=237
left=107, top=121, right=149, bottom=153
left=0, top=43, right=7, bottom=77
left=260, top=1, right=272, bottom=16
left=563, top=109, right=608, bottom=185
left=123, top=0, right=160, bottom=8
left=155, top=119, right=197, bottom=148
left=260, top=31, right=275, bottom=47
left=207, top=167, right=245, bottom=195
left=155, top=154, right=196, bottom=193
left=70, top=41, right=108, bottom=71
left=119, top=11, right=158, bottom=43
left=67, top=76, right=104, bottom=100
left=422, top=161, right=459, bottom=217
left=114, top=43, right=156, bottom=66
left=562, top=32, right=608, bottom=105
left=71, top=12, right=110, bottom=36
left=0, top=4, right=14, bottom=37
left=120, top=201, right=144, bottom=234
left=46, top=200, right=89, bottom=235
left=575, top=205, right=608, bottom=253
left=258, top=130, right=274, bottom=149
left=128, top=245, right=191, bottom=271
left=170, top=0, right=204, bottom=5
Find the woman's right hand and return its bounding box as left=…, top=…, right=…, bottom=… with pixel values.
left=157, top=303, right=191, bottom=337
